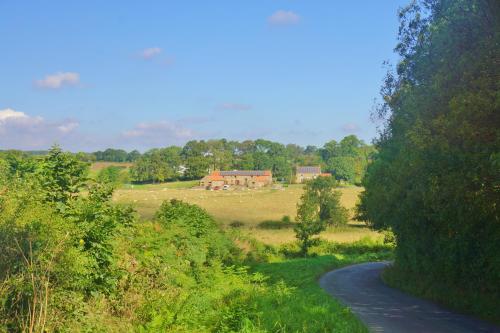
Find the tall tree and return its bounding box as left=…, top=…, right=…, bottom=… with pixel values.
left=295, top=177, right=348, bottom=255
left=358, top=0, right=500, bottom=317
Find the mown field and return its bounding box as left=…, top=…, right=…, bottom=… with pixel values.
left=114, top=182, right=381, bottom=245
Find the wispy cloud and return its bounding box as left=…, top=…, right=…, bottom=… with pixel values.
left=138, top=47, right=175, bottom=67
left=268, top=10, right=301, bottom=26
left=122, top=121, right=195, bottom=146
left=140, top=47, right=162, bottom=60
left=0, top=108, right=79, bottom=149
left=216, top=103, right=252, bottom=112
left=341, top=122, right=360, bottom=133
left=34, top=72, right=80, bottom=89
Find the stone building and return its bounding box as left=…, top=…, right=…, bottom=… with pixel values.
left=295, top=166, right=331, bottom=183
left=200, top=170, right=272, bottom=188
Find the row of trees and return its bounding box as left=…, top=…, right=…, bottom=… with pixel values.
left=2, top=135, right=375, bottom=184
left=357, top=0, right=499, bottom=320
left=92, top=148, right=141, bottom=162
left=129, top=135, right=376, bottom=184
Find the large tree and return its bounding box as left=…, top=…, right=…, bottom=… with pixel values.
left=295, top=177, right=348, bottom=255
left=358, top=0, right=500, bottom=319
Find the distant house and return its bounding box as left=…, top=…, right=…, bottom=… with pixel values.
left=200, top=170, right=272, bottom=188
left=295, top=166, right=331, bottom=183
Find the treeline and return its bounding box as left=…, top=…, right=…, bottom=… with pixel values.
left=357, top=0, right=499, bottom=321
left=1, top=135, right=375, bottom=185
left=130, top=135, right=376, bottom=184
left=92, top=148, right=141, bottom=162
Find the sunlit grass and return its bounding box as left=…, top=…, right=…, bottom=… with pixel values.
left=114, top=183, right=381, bottom=245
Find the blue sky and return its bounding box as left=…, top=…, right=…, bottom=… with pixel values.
left=0, top=1, right=408, bottom=151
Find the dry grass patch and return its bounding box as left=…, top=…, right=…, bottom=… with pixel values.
left=114, top=183, right=380, bottom=245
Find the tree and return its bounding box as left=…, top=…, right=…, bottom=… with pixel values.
left=294, top=219, right=326, bottom=256
left=295, top=177, right=349, bottom=255
left=97, top=166, right=129, bottom=186
left=127, top=150, right=141, bottom=162
left=327, top=156, right=356, bottom=183
left=130, top=146, right=182, bottom=183
left=358, top=0, right=500, bottom=318
left=38, top=145, right=89, bottom=204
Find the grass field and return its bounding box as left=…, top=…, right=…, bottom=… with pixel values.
left=114, top=182, right=381, bottom=245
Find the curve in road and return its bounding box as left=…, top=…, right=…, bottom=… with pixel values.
left=319, top=262, right=500, bottom=333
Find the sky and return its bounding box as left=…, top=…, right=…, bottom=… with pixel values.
left=0, top=1, right=408, bottom=152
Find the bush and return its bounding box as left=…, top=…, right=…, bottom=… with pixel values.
left=0, top=180, right=91, bottom=331
left=96, top=166, right=129, bottom=186
left=281, top=215, right=291, bottom=223
left=229, top=220, right=245, bottom=228
left=258, top=220, right=294, bottom=230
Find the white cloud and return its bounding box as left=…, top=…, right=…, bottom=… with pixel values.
left=34, top=72, right=80, bottom=89
left=141, top=47, right=162, bottom=60
left=0, top=108, right=29, bottom=122
left=341, top=122, right=360, bottom=133
left=122, top=121, right=195, bottom=146
left=216, top=103, right=252, bottom=112
left=268, top=10, right=300, bottom=26
left=0, top=108, right=79, bottom=149
left=57, top=121, right=79, bottom=133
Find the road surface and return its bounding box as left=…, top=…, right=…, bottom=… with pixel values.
left=319, top=262, right=500, bottom=333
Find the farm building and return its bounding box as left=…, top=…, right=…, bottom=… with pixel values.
left=200, top=170, right=272, bottom=188
left=295, top=166, right=331, bottom=183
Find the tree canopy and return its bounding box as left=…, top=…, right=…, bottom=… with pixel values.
left=358, top=0, right=500, bottom=317
left=128, top=136, right=375, bottom=184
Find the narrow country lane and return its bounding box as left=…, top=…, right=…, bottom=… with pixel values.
left=319, top=262, right=500, bottom=333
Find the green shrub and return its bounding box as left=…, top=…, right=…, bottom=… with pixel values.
left=96, top=166, right=129, bottom=186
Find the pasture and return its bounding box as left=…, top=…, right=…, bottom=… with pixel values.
left=113, top=182, right=380, bottom=245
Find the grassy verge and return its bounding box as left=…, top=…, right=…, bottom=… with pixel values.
left=109, top=221, right=393, bottom=332
left=241, top=237, right=394, bottom=332
left=382, top=264, right=500, bottom=325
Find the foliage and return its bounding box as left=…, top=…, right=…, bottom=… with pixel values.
left=320, top=136, right=376, bottom=184
left=247, top=237, right=393, bottom=332
left=92, top=148, right=141, bottom=162
left=358, top=0, right=500, bottom=322
left=129, top=135, right=375, bottom=184
left=0, top=146, right=135, bottom=331
left=63, top=183, right=135, bottom=293
left=97, top=165, right=130, bottom=186
left=37, top=145, right=89, bottom=204
left=297, top=177, right=349, bottom=227
left=0, top=178, right=91, bottom=331
left=130, top=147, right=183, bottom=183
left=294, top=220, right=326, bottom=256
left=295, top=177, right=349, bottom=255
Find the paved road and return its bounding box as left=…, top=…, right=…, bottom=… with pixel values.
left=319, top=262, right=500, bottom=333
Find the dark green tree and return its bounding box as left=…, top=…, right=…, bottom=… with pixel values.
left=358, top=0, right=500, bottom=319
left=295, top=177, right=349, bottom=255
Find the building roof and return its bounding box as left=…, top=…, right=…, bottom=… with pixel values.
left=202, top=171, right=224, bottom=181
left=297, top=166, right=321, bottom=174
left=219, top=170, right=271, bottom=176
